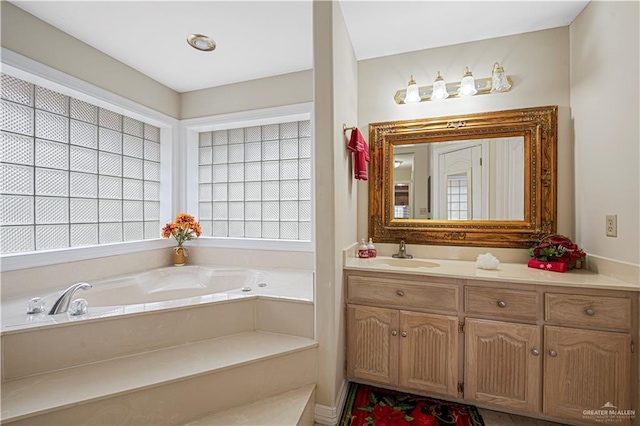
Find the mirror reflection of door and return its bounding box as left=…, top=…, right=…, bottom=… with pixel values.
left=394, top=183, right=411, bottom=218
left=433, top=142, right=487, bottom=220
left=392, top=137, right=524, bottom=221
left=393, top=153, right=414, bottom=219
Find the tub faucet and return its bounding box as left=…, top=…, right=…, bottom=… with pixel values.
left=392, top=240, right=413, bottom=259
left=48, top=282, right=92, bottom=315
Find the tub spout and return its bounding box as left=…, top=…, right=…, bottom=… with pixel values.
left=48, top=282, right=92, bottom=315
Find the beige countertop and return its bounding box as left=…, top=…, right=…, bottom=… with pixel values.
left=344, top=256, right=640, bottom=292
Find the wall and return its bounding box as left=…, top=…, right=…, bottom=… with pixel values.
left=0, top=2, right=180, bottom=119
left=180, top=70, right=313, bottom=119
left=357, top=27, right=573, bottom=243
left=312, top=0, right=358, bottom=422
left=570, top=1, right=640, bottom=266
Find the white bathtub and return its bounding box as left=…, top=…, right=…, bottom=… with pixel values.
left=1, top=266, right=313, bottom=332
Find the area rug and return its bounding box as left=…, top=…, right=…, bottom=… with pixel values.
left=339, top=382, right=484, bottom=426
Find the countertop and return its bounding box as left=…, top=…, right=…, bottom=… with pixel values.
left=344, top=256, right=640, bottom=292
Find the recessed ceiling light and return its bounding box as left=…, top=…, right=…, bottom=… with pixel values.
left=187, top=34, right=216, bottom=52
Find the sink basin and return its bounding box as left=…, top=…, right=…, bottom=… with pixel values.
left=367, top=258, right=439, bottom=268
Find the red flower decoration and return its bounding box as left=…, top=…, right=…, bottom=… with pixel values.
left=411, top=406, right=440, bottom=426
left=371, top=404, right=410, bottom=426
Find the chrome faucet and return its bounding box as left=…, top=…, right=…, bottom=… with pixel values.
left=48, top=282, right=92, bottom=315
left=392, top=240, right=413, bottom=259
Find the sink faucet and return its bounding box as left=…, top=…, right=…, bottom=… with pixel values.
left=392, top=240, right=413, bottom=259
left=48, top=282, right=92, bottom=315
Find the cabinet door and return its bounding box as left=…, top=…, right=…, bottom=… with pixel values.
left=347, top=304, right=399, bottom=386
left=399, top=311, right=459, bottom=397
left=544, top=326, right=631, bottom=424
left=464, top=318, right=541, bottom=413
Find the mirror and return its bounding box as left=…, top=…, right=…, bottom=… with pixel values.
left=368, top=106, right=557, bottom=248
left=393, top=136, right=525, bottom=220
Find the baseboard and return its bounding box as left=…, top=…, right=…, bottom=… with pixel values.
left=314, top=379, right=348, bottom=425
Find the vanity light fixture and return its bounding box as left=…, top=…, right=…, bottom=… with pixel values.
left=187, top=34, right=216, bottom=52
left=404, top=75, right=421, bottom=103
left=394, top=160, right=403, bottom=168
left=430, top=71, right=449, bottom=100
left=491, top=62, right=512, bottom=93
left=458, top=67, right=478, bottom=97
left=394, top=62, right=513, bottom=104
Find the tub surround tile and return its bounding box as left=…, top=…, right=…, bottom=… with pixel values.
left=1, top=331, right=318, bottom=424
left=257, top=298, right=314, bottom=339
left=185, top=384, right=316, bottom=425
left=188, top=246, right=314, bottom=270
left=0, top=248, right=172, bottom=299
left=2, top=299, right=257, bottom=381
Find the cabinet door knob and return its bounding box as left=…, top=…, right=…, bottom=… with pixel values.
left=497, top=301, right=507, bottom=308
left=531, top=349, right=540, bottom=356
left=549, top=350, right=558, bottom=357
left=396, top=290, right=405, bottom=297
left=401, top=331, right=407, bottom=337
left=391, top=330, right=398, bottom=336
left=585, top=308, right=595, bottom=316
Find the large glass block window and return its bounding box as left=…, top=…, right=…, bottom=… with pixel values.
left=198, top=120, right=311, bottom=241
left=447, top=173, right=469, bottom=220
left=0, top=73, right=162, bottom=254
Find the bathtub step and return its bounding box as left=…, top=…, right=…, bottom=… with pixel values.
left=183, top=384, right=316, bottom=426
left=1, top=331, right=317, bottom=425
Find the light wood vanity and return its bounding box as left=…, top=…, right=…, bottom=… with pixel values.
left=344, top=264, right=638, bottom=426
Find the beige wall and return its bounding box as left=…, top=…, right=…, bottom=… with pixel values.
left=312, top=0, right=358, bottom=415
left=180, top=70, right=313, bottom=119
left=357, top=27, right=573, bottom=243
left=0, top=2, right=180, bottom=119
left=570, top=1, right=640, bottom=266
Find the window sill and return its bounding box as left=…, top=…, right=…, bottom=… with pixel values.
left=0, top=239, right=175, bottom=272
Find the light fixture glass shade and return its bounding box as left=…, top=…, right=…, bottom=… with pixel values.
left=458, top=67, right=477, bottom=97
left=491, top=62, right=511, bottom=93
left=394, top=160, right=403, bottom=168
left=430, top=71, right=449, bottom=101
left=404, top=75, right=421, bottom=103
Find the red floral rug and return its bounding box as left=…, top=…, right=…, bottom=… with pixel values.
left=340, top=383, right=484, bottom=426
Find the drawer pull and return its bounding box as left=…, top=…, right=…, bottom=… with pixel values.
left=531, top=349, right=540, bottom=356
left=391, top=330, right=398, bottom=336
left=401, top=331, right=407, bottom=337
left=497, top=301, right=507, bottom=308
left=396, top=290, right=405, bottom=297
left=585, top=308, right=595, bottom=316
left=549, top=350, right=558, bottom=357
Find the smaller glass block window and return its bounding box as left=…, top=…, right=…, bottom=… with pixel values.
left=447, top=173, right=469, bottom=220
left=0, top=73, right=162, bottom=254
left=198, top=120, right=311, bottom=241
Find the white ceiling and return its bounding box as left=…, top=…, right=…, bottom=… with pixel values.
left=11, top=1, right=589, bottom=93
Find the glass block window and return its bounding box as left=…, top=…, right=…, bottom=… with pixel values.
left=0, top=73, right=162, bottom=254
left=198, top=120, right=312, bottom=241
left=447, top=173, right=469, bottom=220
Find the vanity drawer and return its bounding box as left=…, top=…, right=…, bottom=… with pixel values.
left=465, top=287, right=540, bottom=320
left=347, top=276, right=458, bottom=312
left=545, top=293, right=632, bottom=330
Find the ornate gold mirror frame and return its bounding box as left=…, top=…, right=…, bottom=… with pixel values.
left=368, top=105, right=557, bottom=248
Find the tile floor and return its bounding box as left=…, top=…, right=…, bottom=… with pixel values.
left=478, top=409, right=568, bottom=425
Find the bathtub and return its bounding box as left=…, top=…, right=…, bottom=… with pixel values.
left=1, top=265, right=313, bottom=332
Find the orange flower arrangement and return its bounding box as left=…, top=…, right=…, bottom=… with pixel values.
left=162, top=213, right=202, bottom=246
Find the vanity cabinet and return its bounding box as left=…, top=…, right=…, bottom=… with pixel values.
left=543, top=293, right=633, bottom=424
left=463, top=287, right=542, bottom=413
left=345, top=270, right=638, bottom=426
left=464, top=318, right=541, bottom=413
left=346, top=274, right=460, bottom=398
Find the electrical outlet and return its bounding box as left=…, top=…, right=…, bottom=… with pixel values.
left=606, top=215, right=617, bottom=237
left=419, top=207, right=427, bottom=215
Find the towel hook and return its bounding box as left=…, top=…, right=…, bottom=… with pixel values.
left=343, top=124, right=356, bottom=135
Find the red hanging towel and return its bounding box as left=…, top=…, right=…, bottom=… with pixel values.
left=347, top=128, right=369, bottom=180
